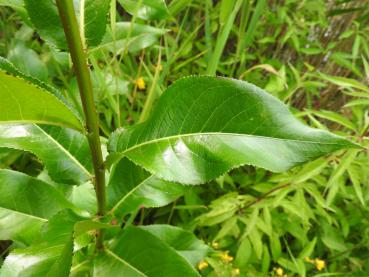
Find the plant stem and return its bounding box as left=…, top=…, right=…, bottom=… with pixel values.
left=56, top=0, right=106, bottom=250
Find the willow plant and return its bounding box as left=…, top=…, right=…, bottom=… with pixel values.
left=0, top=0, right=356, bottom=276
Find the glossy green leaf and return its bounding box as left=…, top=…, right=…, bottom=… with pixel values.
left=140, top=225, right=210, bottom=266
left=0, top=208, right=45, bottom=246
left=118, top=0, right=170, bottom=20
left=0, top=170, right=74, bottom=244
left=94, top=226, right=200, bottom=277
left=0, top=57, right=76, bottom=110
left=23, top=0, right=110, bottom=49
left=0, top=62, right=84, bottom=132
left=93, top=22, right=167, bottom=53
left=109, top=76, right=355, bottom=185
left=1, top=209, right=83, bottom=277
left=83, top=0, right=111, bottom=46
left=107, top=158, right=184, bottom=216
left=0, top=124, right=92, bottom=184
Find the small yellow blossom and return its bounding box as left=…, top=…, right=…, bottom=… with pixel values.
left=232, top=268, right=240, bottom=275
left=305, top=257, right=326, bottom=271
left=135, top=77, right=146, bottom=90
left=283, top=275, right=287, bottom=277
left=315, top=259, right=326, bottom=271
left=197, top=261, right=208, bottom=270
left=274, top=267, right=284, bottom=276
left=211, top=242, right=219, bottom=249
left=220, top=252, right=234, bottom=263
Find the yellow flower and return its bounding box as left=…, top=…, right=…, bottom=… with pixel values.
left=211, top=242, right=219, bottom=249
left=220, top=252, right=234, bottom=262
left=274, top=267, right=284, bottom=276
left=305, top=257, right=326, bottom=271
left=135, top=77, right=146, bottom=90
left=315, top=259, right=326, bottom=271
left=232, top=268, right=240, bottom=275
left=197, top=261, right=208, bottom=270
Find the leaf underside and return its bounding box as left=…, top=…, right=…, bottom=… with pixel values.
left=107, top=158, right=184, bottom=216
left=0, top=209, right=82, bottom=277
left=94, top=226, right=200, bottom=277
left=0, top=170, right=74, bottom=245
left=0, top=124, right=92, bottom=184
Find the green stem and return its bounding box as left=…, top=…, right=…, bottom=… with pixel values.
left=56, top=0, right=106, bottom=250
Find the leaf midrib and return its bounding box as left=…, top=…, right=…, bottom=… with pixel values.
left=105, top=249, right=147, bottom=277
left=110, top=175, right=154, bottom=214
left=116, top=131, right=350, bottom=154
left=0, top=207, right=47, bottom=222
left=36, top=125, right=92, bottom=179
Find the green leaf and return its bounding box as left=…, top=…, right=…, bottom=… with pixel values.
left=235, top=238, right=252, bottom=268
left=318, top=73, right=369, bottom=92
left=118, top=0, right=170, bottom=20
left=68, top=182, right=97, bottom=214
left=109, top=76, right=355, bottom=185
left=0, top=124, right=92, bottom=184
left=310, top=110, right=356, bottom=132
left=348, top=163, right=365, bottom=206
left=298, top=237, right=317, bottom=259
left=0, top=170, right=74, bottom=244
left=0, top=62, right=84, bottom=132
left=1, top=209, right=83, bottom=277
left=0, top=57, right=76, bottom=111
left=139, top=225, right=210, bottom=266
left=83, top=0, right=111, bottom=46
left=94, top=226, right=200, bottom=277
left=107, top=158, right=184, bottom=216
left=0, top=240, right=73, bottom=277
left=23, top=0, right=110, bottom=49
left=93, top=22, right=167, bottom=53
left=7, top=42, right=48, bottom=81
left=0, top=207, right=45, bottom=246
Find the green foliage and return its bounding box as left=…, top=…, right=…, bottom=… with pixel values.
left=0, top=0, right=368, bottom=276
left=94, top=225, right=207, bottom=276
left=0, top=124, right=92, bottom=184
left=95, top=22, right=167, bottom=54
left=117, top=0, right=170, bottom=20
left=0, top=170, right=74, bottom=245
left=107, top=158, right=185, bottom=216
left=108, top=76, right=354, bottom=184
left=0, top=67, right=83, bottom=131
left=23, top=0, right=110, bottom=49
